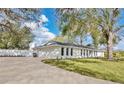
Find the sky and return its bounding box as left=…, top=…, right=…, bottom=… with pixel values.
left=42, top=8, right=60, bottom=35
left=27, top=8, right=124, bottom=50
left=25, top=8, right=59, bottom=48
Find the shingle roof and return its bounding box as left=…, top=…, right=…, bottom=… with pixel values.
left=33, top=41, right=105, bottom=51
left=42, top=41, right=94, bottom=49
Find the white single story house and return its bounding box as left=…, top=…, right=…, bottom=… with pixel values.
left=33, top=41, right=104, bottom=59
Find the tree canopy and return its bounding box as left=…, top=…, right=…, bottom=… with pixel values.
left=0, top=8, right=41, bottom=49
left=56, top=8, right=124, bottom=60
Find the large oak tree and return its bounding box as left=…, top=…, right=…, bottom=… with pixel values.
left=0, top=8, right=40, bottom=49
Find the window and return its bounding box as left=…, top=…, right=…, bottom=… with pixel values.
left=71, top=48, right=73, bottom=56
left=96, top=51, right=97, bottom=56
left=89, top=50, right=92, bottom=56
left=94, top=51, right=95, bottom=56
left=84, top=49, right=85, bottom=56
left=94, top=51, right=97, bottom=56
left=81, top=49, right=82, bottom=56
left=87, top=50, right=89, bottom=57
left=66, top=48, right=69, bottom=56
left=61, top=47, right=64, bottom=56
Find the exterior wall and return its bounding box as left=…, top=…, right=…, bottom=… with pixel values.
left=59, top=46, right=81, bottom=59
left=97, top=51, right=104, bottom=57
left=59, top=46, right=104, bottom=59
left=73, top=48, right=81, bottom=58
left=0, top=46, right=104, bottom=59
left=37, top=46, right=61, bottom=59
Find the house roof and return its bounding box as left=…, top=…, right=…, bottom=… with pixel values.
left=44, top=41, right=93, bottom=48
left=33, top=41, right=101, bottom=50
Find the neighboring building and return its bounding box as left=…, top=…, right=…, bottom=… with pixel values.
left=33, top=41, right=104, bottom=59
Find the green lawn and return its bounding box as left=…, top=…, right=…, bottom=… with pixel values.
left=43, top=58, right=124, bottom=83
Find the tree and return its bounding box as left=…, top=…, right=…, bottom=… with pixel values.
left=0, top=8, right=41, bottom=49
left=56, top=8, right=78, bottom=43
left=0, top=8, right=40, bottom=32
left=56, top=8, right=89, bottom=45
left=94, top=9, right=124, bottom=60
left=0, top=24, right=33, bottom=49
left=56, top=8, right=124, bottom=60
left=79, top=8, right=123, bottom=60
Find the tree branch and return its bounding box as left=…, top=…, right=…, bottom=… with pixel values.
left=0, top=23, right=10, bottom=29
left=114, top=25, right=124, bottom=33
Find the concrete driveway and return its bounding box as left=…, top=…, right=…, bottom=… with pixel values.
left=0, top=57, right=115, bottom=84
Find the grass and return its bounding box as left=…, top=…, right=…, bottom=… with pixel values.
left=43, top=58, right=124, bottom=83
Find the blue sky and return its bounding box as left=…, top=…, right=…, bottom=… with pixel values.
left=42, top=8, right=60, bottom=35
left=30, top=8, right=124, bottom=50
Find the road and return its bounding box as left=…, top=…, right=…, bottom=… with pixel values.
left=0, top=57, right=115, bottom=84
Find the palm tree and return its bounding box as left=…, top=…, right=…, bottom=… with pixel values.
left=56, top=8, right=124, bottom=60
left=56, top=8, right=90, bottom=45
left=56, top=8, right=78, bottom=43
left=95, top=8, right=124, bottom=60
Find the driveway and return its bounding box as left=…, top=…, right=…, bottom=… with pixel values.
left=0, top=57, right=115, bottom=84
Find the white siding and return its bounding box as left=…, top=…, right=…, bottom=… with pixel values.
left=97, top=51, right=104, bottom=57
left=59, top=47, right=104, bottom=59
left=38, top=46, right=61, bottom=59
left=73, top=48, right=81, bottom=58
left=0, top=47, right=104, bottom=58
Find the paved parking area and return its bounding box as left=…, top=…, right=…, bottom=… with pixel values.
left=0, top=57, right=115, bottom=84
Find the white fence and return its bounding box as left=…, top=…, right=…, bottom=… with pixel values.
left=0, top=49, right=34, bottom=57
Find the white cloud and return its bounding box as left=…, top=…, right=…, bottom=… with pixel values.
left=114, top=38, right=124, bottom=50
left=39, top=15, right=48, bottom=22
left=32, top=29, right=55, bottom=39
left=41, top=27, right=49, bottom=32
left=31, top=28, right=56, bottom=47
left=29, top=30, right=56, bottom=48
left=25, top=15, right=48, bottom=30
left=24, top=14, right=56, bottom=48
left=113, top=46, right=119, bottom=50
left=25, top=22, right=37, bottom=30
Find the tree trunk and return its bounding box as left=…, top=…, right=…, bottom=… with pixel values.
left=80, top=38, right=83, bottom=45
left=80, top=35, right=83, bottom=46
left=107, top=32, right=113, bottom=60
